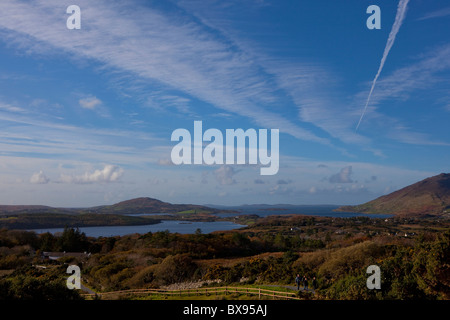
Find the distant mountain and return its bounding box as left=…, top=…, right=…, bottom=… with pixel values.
left=0, top=197, right=231, bottom=216
left=0, top=205, right=75, bottom=215
left=337, top=173, right=450, bottom=217
left=85, top=197, right=227, bottom=215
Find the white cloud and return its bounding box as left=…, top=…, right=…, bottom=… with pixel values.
left=79, top=96, right=102, bottom=110
left=157, top=158, right=175, bottom=166
left=269, top=184, right=293, bottom=195
left=214, top=165, right=237, bottom=185
left=329, top=166, right=354, bottom=184
left=0, top=154, right=437, bottom=207
left=30, top=170, right=50, bottom=184
left=60, top=165, right=124, bottom=184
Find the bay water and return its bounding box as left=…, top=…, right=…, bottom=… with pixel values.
left=30, top=205, right=391, bottom=237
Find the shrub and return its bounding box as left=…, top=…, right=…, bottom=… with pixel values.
left=318, top=241, right=385, bottom=281
left=153, top=254, right=197, bottom=285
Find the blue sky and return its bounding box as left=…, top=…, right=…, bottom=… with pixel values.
left=0, top=0, right=449, bottom=207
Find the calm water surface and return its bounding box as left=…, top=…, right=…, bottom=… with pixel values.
left=213, top=204, right=392, bottom=219
left=30, top=205, right=391, bottom=237
left=31, top=220, right=244, bottom=237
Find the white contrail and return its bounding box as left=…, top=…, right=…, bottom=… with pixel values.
left=356, top=0, right=410, bottom=131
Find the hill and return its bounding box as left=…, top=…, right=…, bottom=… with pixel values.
left=0, top=197, right=234, bottom=229
left=337, top=173, right=450, bottom=216
left=0, top=205, right=75, bottom=215
left=0, top=213, right=160, bottom=229
left=0, top=197, right=231, bottom=216
left=85, top=197, right=227, bottom=215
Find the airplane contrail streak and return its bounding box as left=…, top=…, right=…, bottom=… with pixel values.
left=356, top=0, right=410, bottom=131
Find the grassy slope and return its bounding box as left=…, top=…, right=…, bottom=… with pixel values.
left=337, top=173, right=450, bottom=216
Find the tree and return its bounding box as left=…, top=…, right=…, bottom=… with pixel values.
left=274, top=232, right=286, bottom=250
left=57, top=227, right=89, bottom=252
left=39, top=232, right=57, bottom=251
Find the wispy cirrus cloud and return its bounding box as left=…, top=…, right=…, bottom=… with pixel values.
left=352, top=44, right=450, bottom=146
left=0, top=99, right=164, bottom=165
left=172, top=0, right=376, bottom=153
left=417, top=7, right=450, bottom=21
left=276, top=42, right=450, bottom=148
left=0, top=0, right=448, bottom=178
left=0, top=0, right=327, bottom=146
left=0, top=101, right=26, bottom=113
left=359, top=45, right=450, bottom=106
left=175, top=0, right=449, bottom=153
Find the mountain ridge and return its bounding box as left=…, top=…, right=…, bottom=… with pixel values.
left=337, top=173, right=450, bottom=216
left=85, top=197, right=228, bottom=214
left=0, top=197, right=232, bottom=215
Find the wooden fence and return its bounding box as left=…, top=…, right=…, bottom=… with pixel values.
left=81, top=286, right=300, bottom=300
